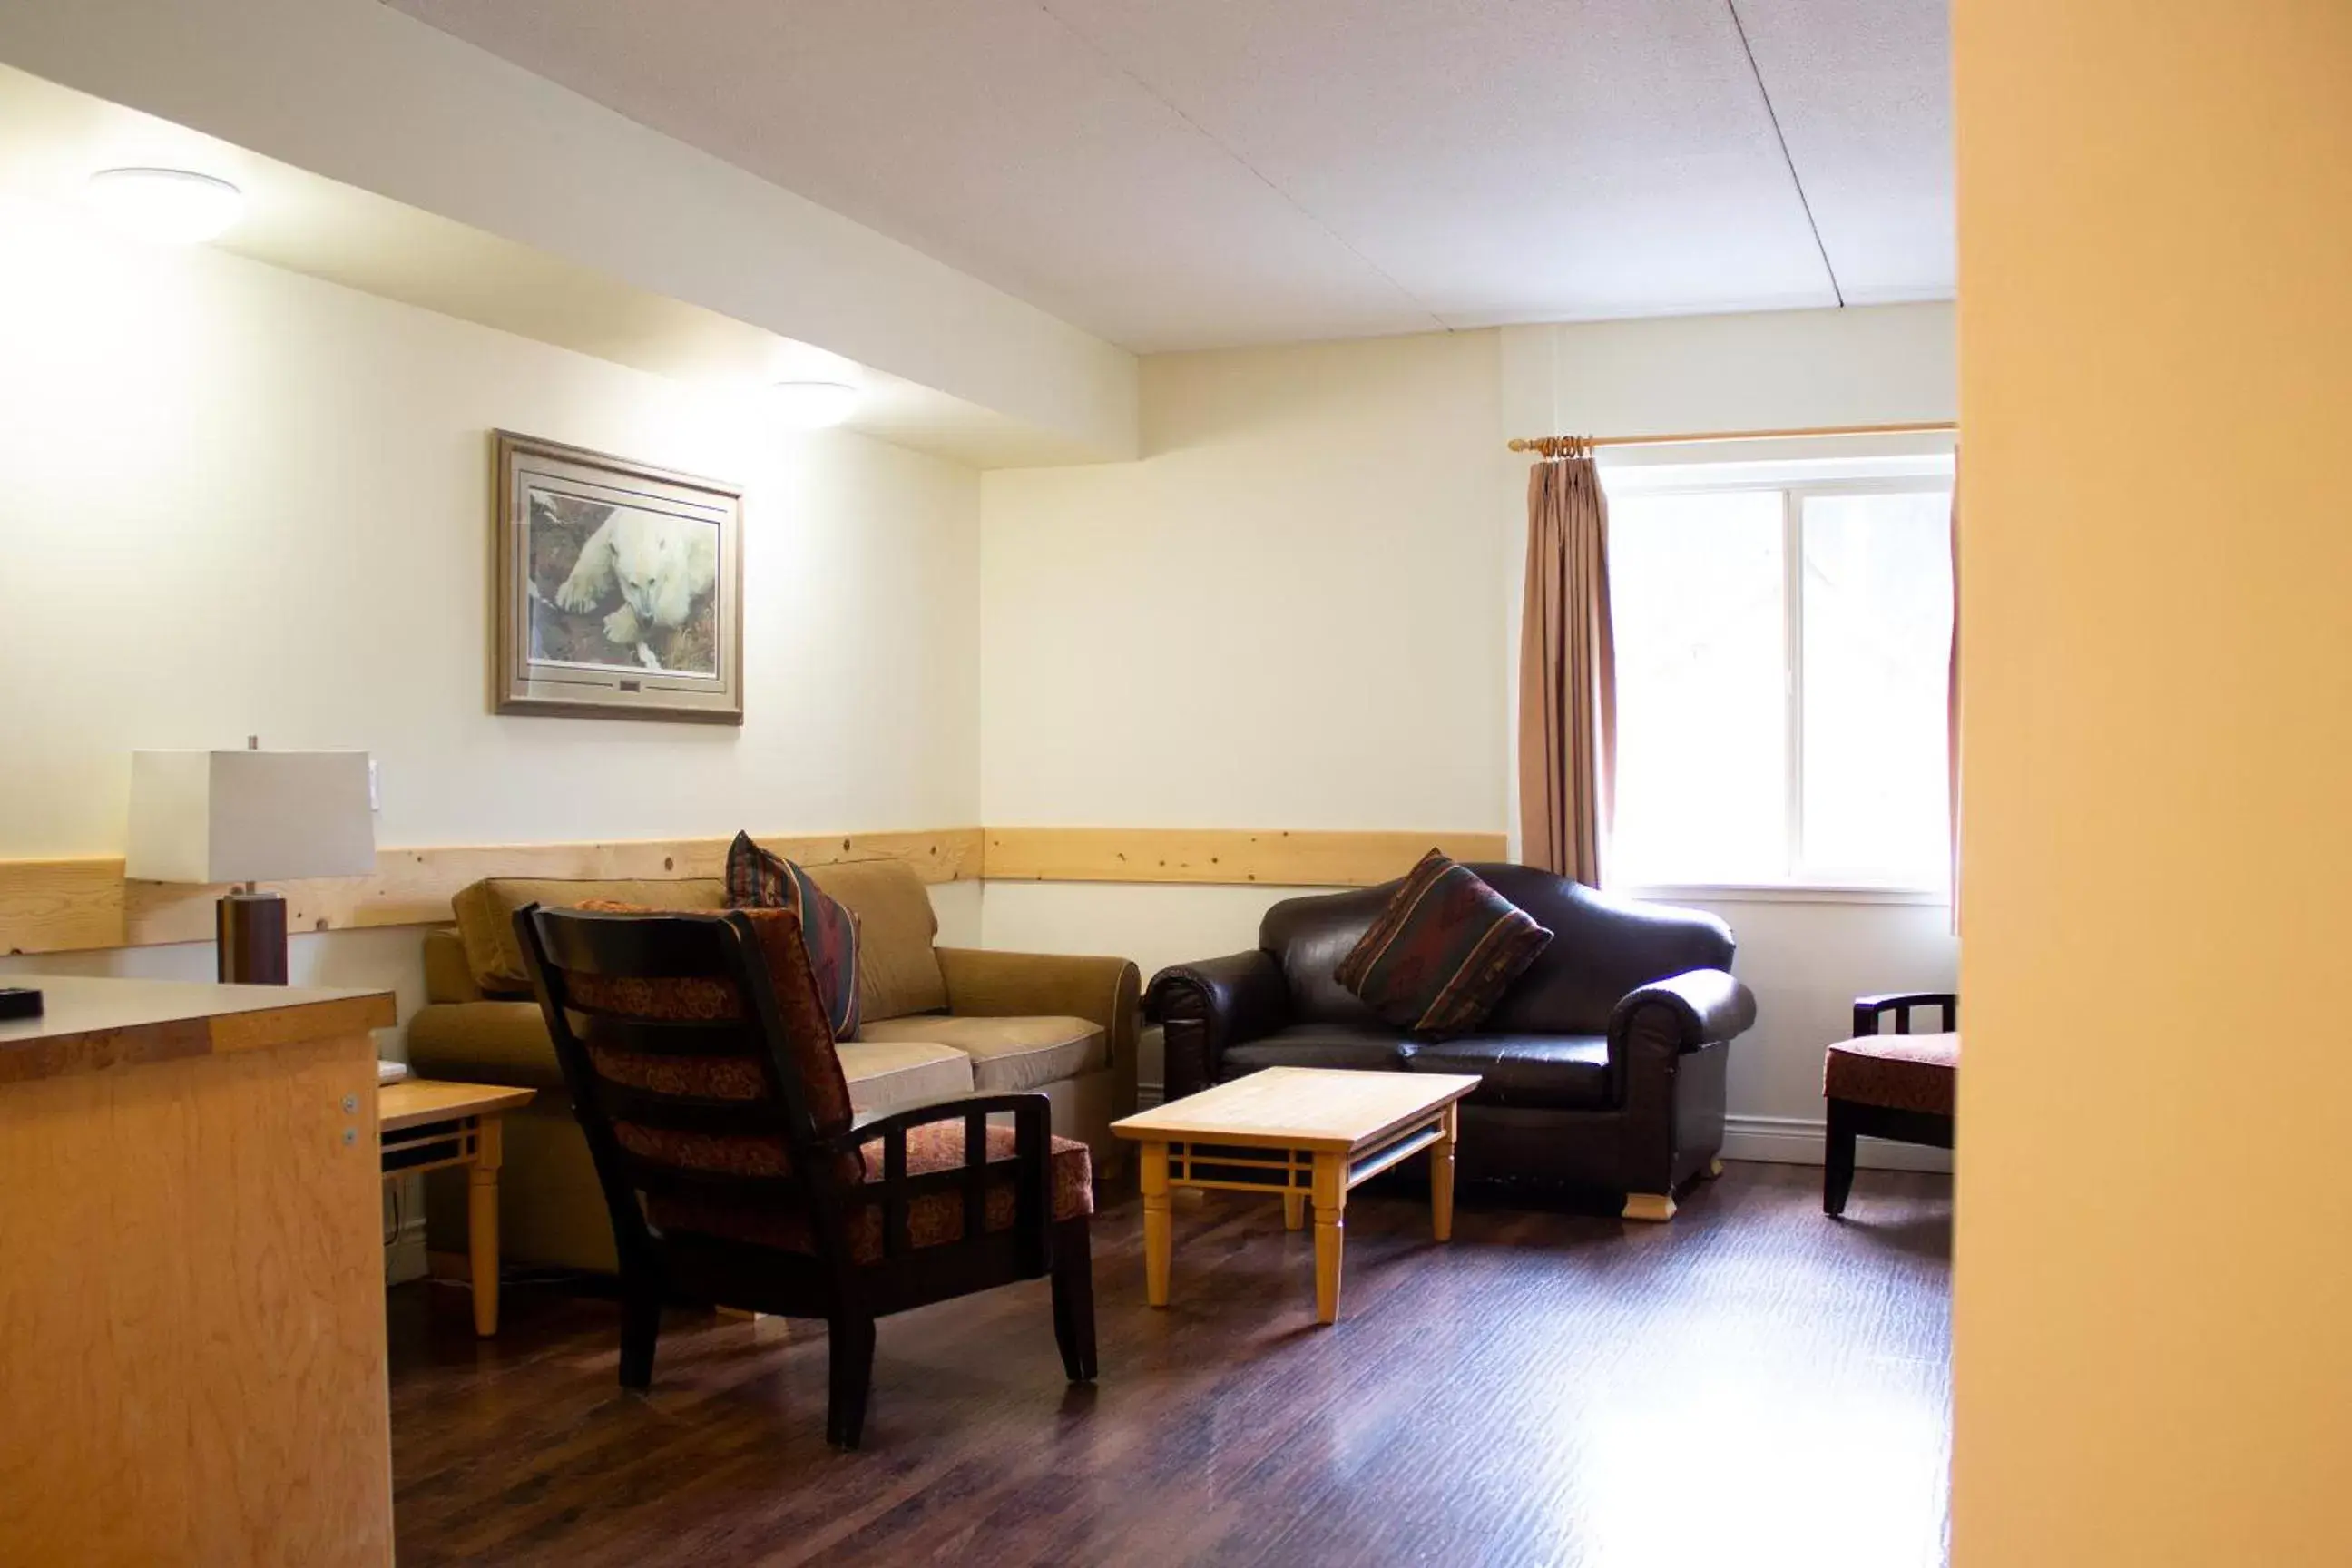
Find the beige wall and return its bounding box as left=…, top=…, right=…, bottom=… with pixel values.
left=1952, top=3, right=2352, bottom=1563
left=980, top=307, right=1963, bottom=1142
left=0, top=191, right=985, bottom=1013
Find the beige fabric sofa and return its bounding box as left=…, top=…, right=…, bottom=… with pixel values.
left=406, top=858, right=1140, bottom=1274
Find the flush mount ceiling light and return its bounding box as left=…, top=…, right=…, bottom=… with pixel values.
left=85, top=167, right=245, bottom=244
left=771, top=380, right=859, bottom=429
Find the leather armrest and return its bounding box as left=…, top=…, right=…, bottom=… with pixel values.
left=1144, top=951, right=1289, bottom=1099
left=935, top=946, right=1141, bottom=1070
left=1610, top=968, right=1758, bottom=1054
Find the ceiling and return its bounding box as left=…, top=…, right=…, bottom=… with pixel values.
left=384, top=0, right=1951, bottom=354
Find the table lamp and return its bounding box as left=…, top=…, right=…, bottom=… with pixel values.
left=125, top=743, right=377, bottom=985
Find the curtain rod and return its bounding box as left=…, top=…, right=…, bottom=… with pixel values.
left=1508, top=419, right=1957, bottom=455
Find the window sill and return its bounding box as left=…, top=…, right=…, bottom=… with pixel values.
left=1614, top=882, right=1952, bottom=908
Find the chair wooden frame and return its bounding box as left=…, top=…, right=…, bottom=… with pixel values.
left=1824, top=991, right=1956, bottom=1217
left=514, top=904, right=1097, bottom=1448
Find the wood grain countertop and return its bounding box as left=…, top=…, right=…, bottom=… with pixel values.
left=0, top=975, right=397, bottom=1086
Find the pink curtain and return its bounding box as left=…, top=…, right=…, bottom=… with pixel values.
left=1517, top=442, right=1617, bottom=884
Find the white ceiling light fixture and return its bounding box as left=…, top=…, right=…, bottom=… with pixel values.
left=85, top=167, right=246, bottom=245
left=771, top=379, right=859, bottom=429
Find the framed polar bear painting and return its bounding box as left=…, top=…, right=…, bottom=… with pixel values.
left=492, top=431, right=744, bottom=723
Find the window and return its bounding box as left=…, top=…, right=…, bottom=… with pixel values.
left=1607, top=464, right=1954, bottom=890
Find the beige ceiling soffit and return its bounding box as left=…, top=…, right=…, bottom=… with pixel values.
left=0, top=2, right=1139, bottom=461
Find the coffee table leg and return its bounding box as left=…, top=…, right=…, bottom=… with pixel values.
left=468, top=1115, right=503, bottom=1337
left=1431, top=1103, right=1457, bottom=1243
left=1311, top=1151, right=1347, bottom=1325
left=1141, top=1141, right=1172, bottom=1308
left=1283, top=1191, right=1306, bottom=1231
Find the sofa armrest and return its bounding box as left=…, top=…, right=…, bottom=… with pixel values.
left=1144, top=951, right=1289, bottom=1100
left=1610, top=968, right=1758, bottom=1054
left=934, top=947, right=1142, bottom=1071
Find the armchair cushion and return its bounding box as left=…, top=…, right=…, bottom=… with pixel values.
left=856, top=1014, right=1105, bottom=1093
left=1400, top=1034, right=1612, bottom=1110
left=1223, top=1024, right=1409, bottom=1075
left=1825, top=1033, right=1959, bottom=1116
left=645, top=1122, right=1093, bottom=1263
left=1334, top=849, right=1553, bottom=1037
left=725, top=832, right=862, bottom=1042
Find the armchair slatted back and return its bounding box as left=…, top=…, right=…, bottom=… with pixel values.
left=513, top=903, right=862, bottom=1271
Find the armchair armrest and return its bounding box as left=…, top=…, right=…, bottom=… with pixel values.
left=935, top=947, right=1141, bottom=1071
left=836, top=1090, right=1056, bottom=1267
left=1144, top=951, right=1290, bottom=1100
left=1610, top=968, right=1758, bottom=1054
left=1853, top=991, right=1957, bottom=1035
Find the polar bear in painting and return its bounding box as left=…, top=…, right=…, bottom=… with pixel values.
left=554, top=507, right=718, bottom=668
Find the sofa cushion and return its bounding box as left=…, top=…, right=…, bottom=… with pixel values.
left=422, top=928, right=483, bottom=1004
left=1825, top=1032, right=1959, bottom=1116
left=1401, top=1034, right=1612, bottom=1110
left=725, top=832, right=863, bottom=1042
left=857, top=1014, right=1106, bottom=1093
left=803, top=858, right=949, bottom=1023
left=451, top=876, right=726, bottom=995
left=836, top=1039, right=975, bottom=1115
left=1221, top=1024, right=1410, bottom=1077
left=1334, top=849, right=1554, bottom=1038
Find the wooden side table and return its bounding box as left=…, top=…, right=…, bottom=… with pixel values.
left=379, top=1079, right=534, bottom=1335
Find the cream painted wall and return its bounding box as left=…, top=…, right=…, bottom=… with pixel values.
left=980, top=329, right=1509, bottom=830
left=0, top=192, right=985, bottom=1024
left=1951, top=4, right=2352, bottom=1563
left=981, top=307, right=1959, bottom=1167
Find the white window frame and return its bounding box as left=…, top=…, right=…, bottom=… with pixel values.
left=1602, top=459, right=1955, bottom=904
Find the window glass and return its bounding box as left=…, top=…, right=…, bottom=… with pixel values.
left=1609, top=489, right=1788, bottom=884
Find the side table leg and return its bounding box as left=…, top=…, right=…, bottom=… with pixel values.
left=1141, top=1141, right=1172, bottom=1308
left=1432, top=1104, right=1458, bottom=1242
left=467, top=1116, right=503, bottom=1337
left=1311, top=1151, right=1347, bottom=1326
left=1283, top=1191, right=1306, bottom=1231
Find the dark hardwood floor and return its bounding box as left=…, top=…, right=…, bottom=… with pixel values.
left=388, top=1161, right=1950, bottom=1567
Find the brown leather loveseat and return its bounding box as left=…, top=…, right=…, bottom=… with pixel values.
left=1145, top=866, right=1756, bottom=1220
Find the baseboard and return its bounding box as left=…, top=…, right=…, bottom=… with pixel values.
left=1136, top=1087, right=1947, bottom=1174
left=1721, top=1113, right=1953, bottom=1172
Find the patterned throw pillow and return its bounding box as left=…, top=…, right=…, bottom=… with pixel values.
left=725, top=831, right=862, bottom=1042
left=1334, top=849, right=1554, bottom=1038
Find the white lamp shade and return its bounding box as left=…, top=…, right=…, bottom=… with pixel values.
left=126, top=750, right=377, bottom=884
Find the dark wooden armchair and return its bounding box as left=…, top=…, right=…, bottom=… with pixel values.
left=514, top=901, right=1098, bottom=1448
left=1823, top=991, right=1958, bottom=1216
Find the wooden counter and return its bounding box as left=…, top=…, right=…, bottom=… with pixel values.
left=0, top=976, right=399, bottom=1567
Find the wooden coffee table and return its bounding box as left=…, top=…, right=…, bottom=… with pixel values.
left=1112, top=1067, right=1480, bottom=1325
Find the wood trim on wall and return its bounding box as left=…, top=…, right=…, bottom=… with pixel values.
left=0, top=825, right=1509, bottom=958
left=980, top=828, right=1508, bottom=887
left=0, top=829, right=983, bottom=959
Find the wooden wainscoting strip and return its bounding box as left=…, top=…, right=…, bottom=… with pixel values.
left=981, top=828, right=1509, bottom=888
left=0, top=828, right=983, bottom=959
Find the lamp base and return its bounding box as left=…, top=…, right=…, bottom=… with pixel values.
left=217, top=891, right=289, bottom=985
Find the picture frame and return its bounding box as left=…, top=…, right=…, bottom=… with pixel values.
left=491, top=431, right=745, bottom=724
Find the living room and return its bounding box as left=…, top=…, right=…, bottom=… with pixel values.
left=1, top=3, right=2345, bottom=1566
